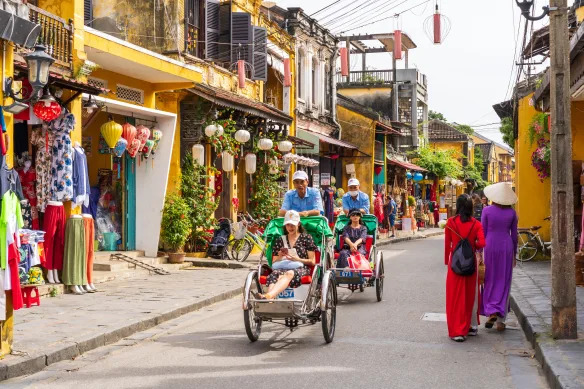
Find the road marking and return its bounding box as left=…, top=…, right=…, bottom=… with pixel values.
left=421, top=312, right=446, bottom=322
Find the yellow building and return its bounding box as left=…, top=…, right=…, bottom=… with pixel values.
left=428, top=120, right=474, bottom=167
left=471, top=132, right=515, bottom=185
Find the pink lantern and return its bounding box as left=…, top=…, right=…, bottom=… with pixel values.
left=122, top=123, right=137, bottom=145
left=127, top=138, right=141, bottom=158
left=283, top=58, right=291, bottom=87
left=33, top=100, right=62, bottom=122
left=136, top=125, right=151, bottom=150
left=340, top=47, right=348, bottom=77
left=434, top=11, right=441, bottom=44
left=394, top=30, right=402, bottom=60
left=237, top=60, right=246, bottom=88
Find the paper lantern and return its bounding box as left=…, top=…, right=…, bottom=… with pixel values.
left=33, top=100, right=62, bottom=122
left=235, top=129, right=250, bottom=143
left=245, top=153, right=257, bottom=174
left=258, top=138, right=273, bottom=150
left=406, top=171, right=412, bottom=180
left=136, top=125, right=150, bottom=150
left=394, top=30, right=402, bottom=60
left=216, top=125, right=224, bottom=137
left=151, top=129, right=162, bottom=155
left=237, top=60, right=246, bottom=88
left=434, top=10, right=441, bottom=44
left=113, top=138, right=128, bottom=157
left=413, top=172, right=423, bottom=182
left=283, top=58, right=292, bottom=87
left=340, top=47, right=349, bottom=77
left=269, top=157, right=279, bottom=174
left=101, top=119, right=123, bottom=149
left=222, top=151, right=234, bottom=172
left=142, top=139, right=155, bottom=159
left=278, top=140, right=293, bottom=152
left=205, top=124, right=217, bottom=137
left=122, top=123, right=137, bottom=145
left=127, top=139, right=141, bottom=158
left=192, top=144, right=205, bottom=165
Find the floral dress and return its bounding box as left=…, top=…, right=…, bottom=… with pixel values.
left=337, top=224, right=368, bottom=268
left=31, top=127, right=52, bottom=212
left=17, top=168, right=38, bottom=229
left=267, top=233, right=317, bottom=288
left=49, top=113, right=75, bottom=202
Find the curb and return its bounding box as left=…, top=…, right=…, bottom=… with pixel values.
left=377, top=230, right=444, bottom=247
left=185, top=258, right=252, bottom=269
left=0, top=286, right=244, bottom=382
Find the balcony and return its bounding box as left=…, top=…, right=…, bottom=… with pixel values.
left=27, top=5, right=73, bottom=70
left=336, top=70, right=394, bottom=87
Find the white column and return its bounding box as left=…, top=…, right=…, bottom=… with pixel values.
left=307, top=49, right=314, bottom=108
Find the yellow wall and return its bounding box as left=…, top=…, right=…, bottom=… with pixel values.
left=429, top=142, right=465, bottom=161
left=337, top=86, right=392, bottom=98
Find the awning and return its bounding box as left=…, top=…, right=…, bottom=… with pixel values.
left=187, top=84, right=293, bottom=125
left=387, top=158, right=427, bottom=172
left=303, top=130, right=357, bottom=149
left=288, top=135, right=315, bottom=149
left=376, top=121, right=401, bottom=135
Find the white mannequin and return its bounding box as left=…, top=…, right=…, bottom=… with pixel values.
left=82, top=214, right=97, bottom=292
left=47, top=200, right=63, bottom=207
left=47, top=201, right=64, bottom=283
left=71, top=285, right=83, bottom=295
left=23, top=160, right=31, bottom=173
left=47, top=269, right=55, bottom=284
left=71, top=214, right=82, bottom=219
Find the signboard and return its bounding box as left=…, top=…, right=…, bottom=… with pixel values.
left=321, top=173, right=331, bottom=186
left=312, top=174, right=320, bottom=189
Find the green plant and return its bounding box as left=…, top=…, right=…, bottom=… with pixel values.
left=249, top=162, right=283, bottom=219
left=49, top=287, right=58, bottom=297
left=527, top=112, right=549, bottom=147
left=429, top=110, right=447, bottom=121
left=160, top=193, right=191, bottom=252
left=455, top=124, right=474, bottom=135
left=527, top=113, right=551, bottom=181
left=499, top=116, right=515, bottom=149
left=409, top=146, right=463, bottom=179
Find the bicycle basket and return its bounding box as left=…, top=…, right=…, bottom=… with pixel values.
left=233, top=221, right=247, bottom=240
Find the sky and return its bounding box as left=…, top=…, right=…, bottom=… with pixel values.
left=273, top=0, right=549, bottom=145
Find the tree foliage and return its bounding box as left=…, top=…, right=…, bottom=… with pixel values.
left=409, top=146, right=462, bottom=179
left=499, top=117, right=515, bottom=149
left=429, top=110, right=447, bottom=121
left=463, top=147, right=487, bottom=190
left=455, top=124, right=474, bottom=135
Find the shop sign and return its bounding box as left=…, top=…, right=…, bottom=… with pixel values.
left=312, top=174, right=320, bottom=189
left=320, top=173, right=330, bottom=186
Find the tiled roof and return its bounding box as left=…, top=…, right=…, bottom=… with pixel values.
left=428, top=120, right=469, bottom=141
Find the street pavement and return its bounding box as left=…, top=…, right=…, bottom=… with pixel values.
left=4, top=237, right=547, bottom=389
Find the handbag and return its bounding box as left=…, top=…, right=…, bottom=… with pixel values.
left=348, top=253, right=371, bottom=273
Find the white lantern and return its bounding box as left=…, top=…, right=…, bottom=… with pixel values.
left=245, top=153, right=257, bottom=174
left=222, top=151, right=234, bottom=172
left=235, top=129, right=250, bottom=143
left=205, top=124, right=217, bottom=137
left=269, top=157, right=279, bottom=174
left=192, top=144, right=205, bottom=165
left=258, top=138, right=273, bottom=150
left=278, top=140, right=293, bottom=152
left=216, top=125, right=224, bottom=137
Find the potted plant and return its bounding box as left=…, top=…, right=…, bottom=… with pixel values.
left=160, top=193, right=191, bottom=263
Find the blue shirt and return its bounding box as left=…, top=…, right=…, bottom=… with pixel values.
left=390, top=200, right=397, bottom=215
left=342, top=191, right=370, bottom=214
left=281, top=187, right=324, bottom=214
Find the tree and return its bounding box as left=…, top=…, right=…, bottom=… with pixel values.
left=409, top=146, right=462, bottom=179
left=455, top=124, right=474, bottom=135
left=464, top=147, right=487, bottom=189
left=429, top=110, right=447, bottom=121
left=499, top=117, right=515, bottom=149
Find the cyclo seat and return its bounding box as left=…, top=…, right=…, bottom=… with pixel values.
left=259, top=250, right=320, bottom=287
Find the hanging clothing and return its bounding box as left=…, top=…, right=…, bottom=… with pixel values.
left=72, top=147, right=91, bottom=207
left=373, top=193, right=385, bottom=224
left=8, top=239, right=23, bottom=310
left=444, top=215, right=485, bottom=338
left=480, top=205, right=518, bottom=322
left=43, top=204, right=66, bottom=270
left=50, top=112, right=75, bottom=202
left=83, top=216, right=95, bottom=284
left=1, top=190, right=23, bottom=270
left=62, top=217, right=87, bottom=286
left=21, top=200, right=33, bottom=229
left=32, top=127, right=52, bottom=212
left=322, top=188, right=335, bottom=223
left=0, top=155, right=24, bottom=200
left=18, top=167, right=38, bottom=229
left=82, top=187, right=101, bottom=221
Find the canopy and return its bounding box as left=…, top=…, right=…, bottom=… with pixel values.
left=387, top=158, right=428, bottom=172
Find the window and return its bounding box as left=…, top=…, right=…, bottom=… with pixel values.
left=185, top=0, right=203, bottom=57
left=324, top=61, right=331, bottom=111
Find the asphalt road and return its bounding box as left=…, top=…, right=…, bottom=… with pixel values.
left=5, top=237, right=547, bottom=389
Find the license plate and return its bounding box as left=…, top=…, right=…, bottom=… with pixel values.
left=278, top=288, right=295, bottom=299
left=340, top=271, right=354, bottom=277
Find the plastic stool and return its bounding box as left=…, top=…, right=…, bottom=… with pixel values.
left=21, top=285, right=41, bottom=308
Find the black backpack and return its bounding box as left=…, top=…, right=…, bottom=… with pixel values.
left=448, top=218, right=476, bottom=276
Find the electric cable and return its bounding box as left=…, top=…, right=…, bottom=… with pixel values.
left=323, top=0, right=389, bottom=28
left=331, top=0, right=402, bottom=32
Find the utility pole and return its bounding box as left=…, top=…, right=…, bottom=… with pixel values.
left=548, top=0, right=577, bottom=339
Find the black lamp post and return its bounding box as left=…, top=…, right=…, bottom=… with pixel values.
left=25, top=44, right=55, bottom=92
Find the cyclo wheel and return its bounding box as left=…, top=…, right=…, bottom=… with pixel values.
left=225, top=238, right=252, bottom=262
left=244, top=272, right=262, bottom=342
left=321, top=272, right=337, bottom=343
left=517, top=232, right=538, bottom=262
left=376, top=252, right=384, bottom=302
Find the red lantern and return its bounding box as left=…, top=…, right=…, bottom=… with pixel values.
left=33, top=100, right=62, bottom=122
left=283, top=58, right=291, bottom=87
left=394, top=30, right=402, bottom=60
left=433, top=11, right=441, bottom=44
left=122, top=122, right=137, bottom=145
left=237, top=60, right=245, bottom=88
left=340, top=47, right=349, bottom=76
left=136, top=125, right=150, bottom=150
left=375, top=166, right=383, bottom=175
left=127, top=138, right=141, bottom=158
left=424, top=5, right=451, bottom=45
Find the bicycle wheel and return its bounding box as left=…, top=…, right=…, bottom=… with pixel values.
left=517, top=232, right=538, bottom=262
left=225, top=238, right=252, bottom=262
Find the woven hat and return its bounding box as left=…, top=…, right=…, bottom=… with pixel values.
left=483, top=182, right=517, bottom=206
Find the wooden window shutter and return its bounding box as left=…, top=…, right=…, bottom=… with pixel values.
left=252, top=27, right=267, bottom=81
left=218, top=3, right=231, bottom=64
left=84, top=0, right=93, bottom=26
left=205, top=0, right=220, bottom=60
left=230, top=12, right=252, bottom=65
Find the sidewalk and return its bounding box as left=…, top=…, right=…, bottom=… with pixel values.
left=376, top=227, right=444, bottom=247
left=511, top=261, right=584, bottom=389
left=0, top=267, right=247, bottom=381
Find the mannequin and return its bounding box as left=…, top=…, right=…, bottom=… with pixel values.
left=44, top=200, right=64, bottom=284
left=82, top=213, right=96, bottom=292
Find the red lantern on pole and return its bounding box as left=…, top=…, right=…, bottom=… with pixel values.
left=283, top=58, right=291, bottom=87
left=433, top=9, right=441, bottom=44
left=424, top=5, right=451, bottom=45
left=340, top=47, right=349, bottom=76
left=394, top=30, right=402, bottom=60
left=237, top=60, right=245, bottom=88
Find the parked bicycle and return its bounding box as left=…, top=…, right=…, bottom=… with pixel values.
left=516, top=217, right=551, bottom=262
left=222, top=213, right=268, bottom=262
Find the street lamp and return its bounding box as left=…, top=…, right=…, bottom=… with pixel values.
left=25, top=44, right=54, bottom=92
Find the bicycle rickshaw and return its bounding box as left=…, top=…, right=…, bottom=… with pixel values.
left=331, top=214, right=384, bottom=302
left=242, top=216, right=337, bottom=343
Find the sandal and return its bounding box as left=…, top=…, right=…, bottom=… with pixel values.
left=485, top=314, right=497, bottom=329
left=496, top=322, right=506, bottom=332
left=451, top=336, right=466, bottom=342
left=468, top=327, right=478, bottom=336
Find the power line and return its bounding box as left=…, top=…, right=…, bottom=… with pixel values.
left=310, top=0, right=344, bottom=16
left=331, top=0, right=402, bottom=32
left=318, top=0, right=369, bottom=22
left=323, top=0, right=388, bottom=28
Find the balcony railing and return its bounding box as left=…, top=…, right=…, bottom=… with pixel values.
left=28, top=4, right=73, bottom=69
left=337, top=70, right=394, bottom=86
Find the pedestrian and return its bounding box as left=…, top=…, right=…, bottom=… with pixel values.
left=472, top=193, right=484, bottom=220
left=388, top=195, right=397, bottom=238
left=480, top=182, right=518, bottom=332
left=481, top=195, right=489, bottom=207
left=444, top=194, right=486, bottom=342
left=374, top=187, right=385, bottom=226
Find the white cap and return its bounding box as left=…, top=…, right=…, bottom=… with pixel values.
left=292, top=170, right=308, bottom=181
left=284, top=210, right=301, bottom=226
left=348, top=178, right=360, bottom=186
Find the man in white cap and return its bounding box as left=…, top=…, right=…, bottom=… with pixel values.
left=342, top=177, right=370, bottom=215
left=279, top=170, right=324, bottom=217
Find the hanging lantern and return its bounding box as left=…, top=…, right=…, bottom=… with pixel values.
left=151, top=129, right=162, bottom=155
left=283, top=58, right=292, bottom=87
left=340, top=47, right=349, bottom=77
left=33, top=96, right=62, bottom=122
left=235, top=129, right=250, bottom=143
left=237, top=60, right=246, bottom=88
left=100, top=118, right=123, bottom=149
left=222, top=150, right=234, bottom=172
left=205, top=124, right=217, bottom=137
left=406, top=171, right=412, bottom=180
left=245, top=153, right=257, bottom=174
left=142, top=139, right=155, bottom=159
left=127, top=138, right=141, bottom=158
left=374, top=165, right=383, bottom=175
left=423, top=4, right=451, bottom=45
left=113, top=138, right=128, bottom=158
left=278, top=140, right=293, bottom=152
left=136, top=125, right=151, bottom=150
left=216, top=124, right=224, bottom=137
left=413, top=172, right=424, bottom=182
left=433, top=8, right=441, bottom=43
left=269, top=157, right=279, bottom=174
left=394, top=30, right=402, bottom=60
left=192, top=144, right=205, bottom=165
left=122, top=122, right=137, bottom=145
left=258, top=138, right=273, bottom=150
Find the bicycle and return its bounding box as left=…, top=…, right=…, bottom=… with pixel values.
left=517, top=217, right=551, bottom=262
left=223, top=213, right=268, bottom=262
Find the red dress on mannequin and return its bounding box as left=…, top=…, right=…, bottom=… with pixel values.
left=18, top=167, right=39, bottom=229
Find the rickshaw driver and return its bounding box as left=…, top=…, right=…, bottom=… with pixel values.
left=279, top=170, right=324, bottom=217
left=342, top=178, right=370, bottom=215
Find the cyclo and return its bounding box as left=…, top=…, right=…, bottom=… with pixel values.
left=331, top=214, right=384, bottom=302
left=242, top=216, right=337, bottom=343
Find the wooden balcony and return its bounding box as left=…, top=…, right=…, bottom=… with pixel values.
left=27, top=5, right=73, bottom=70
left=337, top=70, right=394, bottom=87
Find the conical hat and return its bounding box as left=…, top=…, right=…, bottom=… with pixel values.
left=483, top=182, right=517, bottom=206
